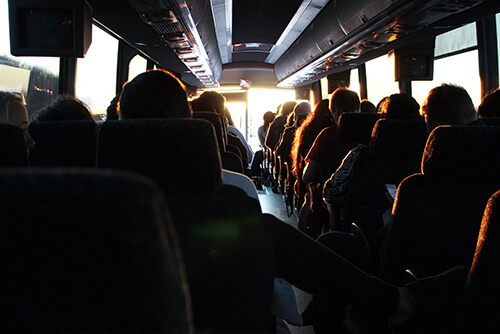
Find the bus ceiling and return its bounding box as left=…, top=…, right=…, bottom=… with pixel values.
left=9, top=0, right=500, bottom=89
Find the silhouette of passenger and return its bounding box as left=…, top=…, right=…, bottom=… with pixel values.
left=302, top=88, right=360, bottom=185
left=265, top=100, right=297, bottom=150
left=478, top=88, right=500, bottom=118
left=379, top=93, right=421, bottom=120
left=258, top=111, right=276, bottom=147
left=119, top=70, right=192, bottom=119
left=421, top=83, right=479, bottom=132
left=360, top=99, right=377, bottom=113
left=106, top=94, right=120, bottom=120
left=31, top=95, right=94, bottom=122
left=0, top=91, right=35, bottom=152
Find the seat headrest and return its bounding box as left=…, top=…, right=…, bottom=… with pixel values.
left=98, top=119, right=223, bottom=195
left=422, top=126, right=500, bottom=183
left=27, top=120, right=98, bottom=167
left=336, top=113, right=380, bottom=144
left=371, top=119, right=428, bottom=160
left=193, top=111, right=225, bottom=150
left=0, top=169, right=191, bottom=332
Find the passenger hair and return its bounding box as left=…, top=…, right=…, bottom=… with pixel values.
left=478, top=88, right=500, bottom=118
left=280, top=101, right=298, bottom=117
left=360, top=99, right=376, bottom=113
left=291, top=99, right=330, bottom=175
left=381, top=93, right=421, bottom=119
left=198, top=90, right=226, bottom=115
left=0, top=91, right=23, bottom=123
left=329, top=88, right=360, bottom=114
left=118, top=69, right=192, bottom=119
left=422, top=83, right=477, bottom=126
left=262, top=111, right=275, bottom=127
left=31, top=95, right=93, bottom=122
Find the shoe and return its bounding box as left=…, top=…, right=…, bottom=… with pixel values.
left=391, top=265, right=469, bottom=332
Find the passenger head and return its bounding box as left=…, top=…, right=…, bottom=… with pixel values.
left=478, top=88, right=500, bottom=118
left=118, top=69, right=192, bottom=119
left=31, top=95, right=93, bottom=122
left=262, top=111, right=276, bottom=127
left=380, top=93, right=420, bottom=119
left=421, top=83, right=477, bottom=132
left=329, top=88, right=360, bottom=117
left=190, top=97, right=216, bottom=113
left=106, top=94, right=120, bottom=120
left=376, top=96, right=390, bottom=113
left=0, top=91, right=35, bottom=150
left=360, top=99, right=377, bottom=113
left=313, top=99, right=331, bottom=117
left=198, top=91, right=226, bottom=116
left=280, top=101, right=298, bottom=117
left=293, top=102, right=312, bottom=127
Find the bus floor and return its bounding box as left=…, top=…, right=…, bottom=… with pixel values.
left=258, top=185, right=315, bottom=334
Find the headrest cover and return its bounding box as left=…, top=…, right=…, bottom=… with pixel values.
left=98, top=119, right=223, bottom=195
left=371, top=119, right=428, bottom=160
left=336, top=113, right=380, bottom=143
left=422, top=126, right=500, bottom=183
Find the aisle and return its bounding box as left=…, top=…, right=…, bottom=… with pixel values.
left=258, top=185, right=315, bottom=334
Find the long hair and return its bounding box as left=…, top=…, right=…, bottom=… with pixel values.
left=291, top=99, right=331, bottom=175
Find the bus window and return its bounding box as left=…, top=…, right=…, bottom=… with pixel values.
left=0, top=0, right=59, bottom=118
left=76, top=25, right=118, bottom=115
left=349, top=68, right=360, bottom=98
left=413, top=23, right=480, bottom=109
left=248, top=88, right=295, bottom=152
left=413, top=50, right=481, bottom=109
left=365, top=54, right=399, bottom=106
left=128, top=54, right=147, bottom=82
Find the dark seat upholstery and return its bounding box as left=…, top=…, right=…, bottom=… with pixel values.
left=0, top=169, right=191, bottom=332
left=97, top=119, right=223, bottom=195
left=28, top=120, right=98, bottom=167
left=193, top=111, right=225, bottom=153
left=96, top=119, right=267, bottom=332
left=461, top=189, right=500, bottom=332
left=320, top=113, right=380, bottom=184
left=0, top=123, right=28, bottom=167
left=343, top=119, right=428, bottom=222
left=380, top=126, right=500, bottom=285
left=481, top=117, right=500, bottom=126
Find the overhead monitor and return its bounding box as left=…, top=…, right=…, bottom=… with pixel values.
left=9, top=0, right=92, bottom=58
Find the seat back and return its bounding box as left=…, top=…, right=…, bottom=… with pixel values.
left=28, top=120, right=98, bottom=167
left=193, top=111, right=225, bottom=153
left=381, top=126, right=500, bottom=284
left=0, top=123, right=28, bottom=167
left=336, top=113, right=380, bottom=143
left=320, top=113, right=380, bottom=184
left=342, top=119, right=428, bottom=220
left=370, top=119, right=428, bottom=161
left=97, top=119, right=223, bottom=195
left=0, top=169, right=191, bottom=333
left=462, top=189, right=500, bottom=332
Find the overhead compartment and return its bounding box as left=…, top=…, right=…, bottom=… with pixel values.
left=275, top=0, right=487, bottom=86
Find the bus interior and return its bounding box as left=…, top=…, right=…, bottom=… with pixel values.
left=2, top=0, right=500, bottom=332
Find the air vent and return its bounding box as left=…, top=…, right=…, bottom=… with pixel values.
left=127, top=0, right=221, bottom=87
